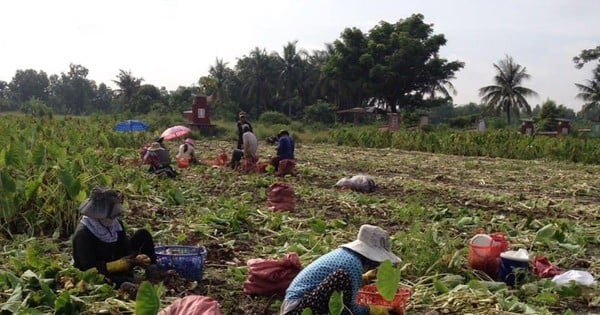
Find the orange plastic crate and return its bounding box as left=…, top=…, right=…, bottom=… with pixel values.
left=356, top=285, right=411, bottom=314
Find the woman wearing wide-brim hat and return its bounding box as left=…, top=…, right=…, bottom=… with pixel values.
left=71, top=187, right=157, bottom=287
left=280, top=224, right=402, bottom=315
left=143, top=142, right=177, bottom=177
left=176, top=138, right=200, bottom=166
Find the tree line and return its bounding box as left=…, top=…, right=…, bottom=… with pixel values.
left=0, top=14, right=598, bottom=127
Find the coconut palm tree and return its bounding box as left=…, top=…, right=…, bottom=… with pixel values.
left=208, top=58, right=235, bottom=104
left=479, top=56, right=537, bottom=124
left=575, top=69, right=600, bottom=116
left=278, top=41, right=307, bottom=116
left=112, top=70, right=143, bottom=108
left=236, top=47, right=280, bottom=114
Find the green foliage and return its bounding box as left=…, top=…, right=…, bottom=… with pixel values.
left=487, top=117, right=509, bottom=129
left=259, top=111, right=291, bottom=125
left=449, top=115, right=477, bottom=129
left=55, top=291, right=84, bottom=315
left=330, top=127, right=600, bottom=164
left=303, top=102, right=336, bottom=124
left=135, top=281, right=162, bottom=315
left=375, top=260, right=401, bottom=301
left=301, top=308, right=314, bottom=315
left=20, top=97, right=53, bottom=118
left=324, top=14, right=464, bottom=113
left=328, top=291, right=344, bottom=315
left=0, top=113, right=598, bottom=314
left=537, top=100, right=560, bottom=131
left=480, top=56, right=537, bottom=124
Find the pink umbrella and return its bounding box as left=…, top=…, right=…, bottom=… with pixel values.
left=161, top=125, right=191, bottom=140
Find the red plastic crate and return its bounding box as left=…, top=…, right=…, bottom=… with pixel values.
left=356, top=285, right=411, bottom=314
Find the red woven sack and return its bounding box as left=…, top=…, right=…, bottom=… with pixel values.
left=243, top=252, right=303, bottom=296
left=267, top=183, right=295, bottom=212
left=240, top=157, right=258, bottom=173
left=159, top=295, right=223, bottom=315
left=276, top=159, right=297, bottom=177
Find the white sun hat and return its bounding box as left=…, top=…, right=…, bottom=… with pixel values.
left=341, top=224, right=401, bottom=264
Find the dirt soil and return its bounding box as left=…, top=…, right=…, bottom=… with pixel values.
left=129, top=142, right=600, bottom=314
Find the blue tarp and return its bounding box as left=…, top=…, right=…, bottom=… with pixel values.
left=114, top=120, right=149, bottom=132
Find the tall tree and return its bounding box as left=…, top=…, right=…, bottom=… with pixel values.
left=277, top=41, right=307, bottom=116
left=479, top=55, right=537, bottom=124
left=324, top=14, right=464, bottom=112
left=573, top=45, right=600, bottom=70
left=112, top=69, right=143, bottom=110
left=322, top=27, right=370, bottom=110
left=92, top=83, right=113, bottom=113
left=207, top=58, right=236, bottom=105
left=63, top=64, right=96, bottom=114
left=0, top=80, right=9, bottom=110
left=132, top=84, right=163, bottom=114
left=575, top=68, right=600, bottom=117
left=311, top=44, right=344, bottom=106
left=235, top=47, right=281, bottom=115
left=9, top=69, right=50, bottom=104
left=46, top=64, right=97, bottom=114
left=573, top=45, right=600, bottom=117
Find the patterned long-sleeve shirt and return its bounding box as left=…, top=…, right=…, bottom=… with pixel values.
left=284, top=247, right=369, bottom=315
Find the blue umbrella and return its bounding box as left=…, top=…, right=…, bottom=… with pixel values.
left=114, top=120, right=149, bottom=132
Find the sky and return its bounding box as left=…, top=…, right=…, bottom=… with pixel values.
left=1, top=0, right=599, bottom=111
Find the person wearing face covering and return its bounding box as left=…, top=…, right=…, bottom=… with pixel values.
left=71, top=187, right=157, bottom=287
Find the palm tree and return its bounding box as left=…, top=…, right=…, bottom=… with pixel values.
left=425, top=76, right=457, bottom=100
left=112, top=70, right=143, bottom=108
left=278, top=41, right=306, bottom=116
left=575, top=69, right=600, bottom=116
left=208, top=58, right=233, bottom=104
left=236, top=47, right=280, bottom=114
left=479, top=56, right=537, bottom=124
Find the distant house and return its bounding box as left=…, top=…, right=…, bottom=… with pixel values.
left=335, top=106, right=387, bottom=125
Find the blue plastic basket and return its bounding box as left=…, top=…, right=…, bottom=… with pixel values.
left=155, top=245, right=207, bottom=281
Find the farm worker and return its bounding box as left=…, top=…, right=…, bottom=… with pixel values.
left=270, top=130, right=295, bottom=172
left=71, top=187, right=157, bottom=287
left=176, top=138, right=199, bottom=165
left=236, top=111, right=253, bottom=150
left=153, top=136, right=167, bottom=149
left=139, top=136, right=166, bottom=162
left=230, top=124, right=258, bottom=169
left=280, top=224, right=402, bottom=315
left=143, top=142, right=177, bottom=178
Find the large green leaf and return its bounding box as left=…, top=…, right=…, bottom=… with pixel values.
left=31, top=144, right=47, bottom=167
left=327, top=290, right=344, bottom=315
left=54, top=291, right=84, bottom=315
left=1, top=169, right=17, bottom=193
left=375, top=260, right=401, bottom=301
left=135, top=281, right=161, bottom=315
left=301, top=308, right=314, bottom=315
left=0, top=270, right=22, bottom=289
left=5, top=143, right=25, bottom=169
left=536, top=224, right=556, bottom=239
left=58, top=168, right=81, bottom=200
left=25, top=177, right=43, bottom=202
left=47, top=144, right=67, bottom=163
left=0, top=149, right=5, bottom=168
